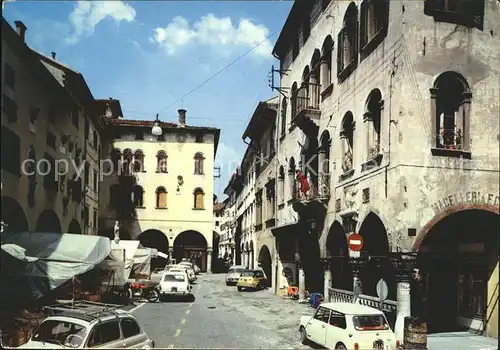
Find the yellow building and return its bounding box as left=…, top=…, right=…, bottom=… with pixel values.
left=99, top=107, right=220, bottom=272
left=1, top=18, right=104, bottom=235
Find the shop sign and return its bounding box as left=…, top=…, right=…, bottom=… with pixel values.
left=430, top=192, right=499, bottom=215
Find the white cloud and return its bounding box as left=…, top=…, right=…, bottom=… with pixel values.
left=151, top=14, right=273, bottom=57
left=66, top=1, right=136, bottom=44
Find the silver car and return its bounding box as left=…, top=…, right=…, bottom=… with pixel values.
left=225, top=265, right=246, bottom=286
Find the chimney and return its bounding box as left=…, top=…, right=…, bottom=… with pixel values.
left=14, top=21, right=27, bottom=43
left=178, top=109, right=186, bottom=127
left=51, top=52, right=56, bottom=60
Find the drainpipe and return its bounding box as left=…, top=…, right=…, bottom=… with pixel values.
left=385, top=51, right=398, bottom=198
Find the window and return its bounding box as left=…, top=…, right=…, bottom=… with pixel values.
left=255, top=271, right=264, bottom=278
left=71, top=176, right=82, bottom=202
left=290, top=83, right=298, bottom=118
left=255, top=190, right=263, bottom=226
left=133, top=185, right=144, bottom=207
left=133, top=150, right=144, bottom=172
left=359, top=0, right=389, bottom=59
left=288, top=157, right=297, bottom=201
left=194, top=188, right=204, bottom=209
left=4, top=63, right=15, bottom=90
left=216, top=221, right=219, bottom=226
left=337, top=3, right=358, bottom=80
left=195, top=134, right=203, bottom=143
left=278, top=166, right=285, bottom=204
left=87, top=320, right=121, bottom=347
left=363, top=89, right=383, bottom=162
left=156, top=187, right=167, bottom=208
left=71, top=109, right=79, bottom=129
left=46, top=131, right=56, bottom=149
left=353, top=315, right=390, bottom=331
left=2, top=94, right=18, bottom=122
left=424, top=0, right=484, bottom=30
left=93, top=130, right=98, bottom=149
left=0, top=127, right=21, bottom=176
left=156, top=151, right=167, bottom=173
left=313, top=307, right=331, bottom=323
left=32, top=320, right=86, bottom=347
left=340, top=112, right=355, bottom=175
left=329, top=312, right=347, bottom=329
left=309, top=49, right=321, bottom=109
left=194, top=152, right=204, bottom=174
left=430, top=72, right=471, bottom=156
left=121, top=318, right=141, bottom=338
left=93, top=209, right=97, bottom=230
left=321, top=36, right=334, bottom=90
left=43, top=153, right=57, bottom=191
left=122, top=149, right=133, bottom=175
left=280, top=98, right=287, bottom=136
left=93, top=170, right=98, bottom=191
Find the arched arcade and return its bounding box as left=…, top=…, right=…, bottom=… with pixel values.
left=36, top=210, right=61, bottom=233
left=326, top=221, right=352, bottom=291
left=258, top=245, right=273, bottom=288
left=137, top=229, right=169, bottom=270
left=174, top=230, right=208, bottom=272
left=1, top=196, right=28, bottom=232
left=67, top=219, right=82, bottom=234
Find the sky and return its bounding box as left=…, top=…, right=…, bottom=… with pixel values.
left=2, top=0, right=293, bottom=199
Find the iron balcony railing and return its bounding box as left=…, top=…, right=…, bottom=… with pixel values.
left=291, top=83, right=321, bottom=122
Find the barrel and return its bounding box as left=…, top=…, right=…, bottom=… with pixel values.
left=403, top=317, right=428, bottom=349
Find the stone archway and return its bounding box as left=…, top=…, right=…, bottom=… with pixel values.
left=67, top=219, right=81, bottom=234
left=258, top=245, right=272, bottom=288
left=36, top=210, right=61, bottom=233
left=1, top=196, right=28, bottom=232
left=326, top=221, right=352, bottom=291
left=298, top=229, right=323, bottom=294
left=416, top=209, right=499, bottom=336
left=138, top=229, right=169, bottom=270
left=174, top=230, right=208, bottom=272
left=358, top=212, right=395, bottom=300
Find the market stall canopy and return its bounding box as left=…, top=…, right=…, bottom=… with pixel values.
left=0, top=231, right=111, bottom=303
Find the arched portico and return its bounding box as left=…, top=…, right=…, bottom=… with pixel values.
left=258, top=245, right=272, bottom=288
left=67, top=219, right=82, bottom=234
left=174, top=230, right=208, bottom=272
left=326, top=221, right=352, bottom=291
left=138, top=229, right=169, bottom=270
left=36, top=210, right=61, bottom=233
left=358, top=212, right=395, bottom=300
left=1, top=196, right=28, bottom=232
left=415, top=208, right=499, bottom=337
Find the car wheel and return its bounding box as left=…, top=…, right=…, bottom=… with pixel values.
left=237, top=286, right=243, bottom=291
left=299, top=326, right=308, bottom=345
left=335, top=343, right=347, bottom=350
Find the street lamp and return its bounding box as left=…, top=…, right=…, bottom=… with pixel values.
left=151, top=113, right=163, bottom=136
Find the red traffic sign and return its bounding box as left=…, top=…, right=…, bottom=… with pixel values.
left=348, top=233, right=364, bottom=251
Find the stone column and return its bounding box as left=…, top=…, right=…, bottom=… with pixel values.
left=168, top=247, right=174, bottom=264
left=206, top=249, right=212, bottom=273
left=323, top=260, right=332, bottom=301
left=392, top=253, right=417, bottom=343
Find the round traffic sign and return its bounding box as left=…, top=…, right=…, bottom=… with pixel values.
left=348, top=233, right=364, bottom=251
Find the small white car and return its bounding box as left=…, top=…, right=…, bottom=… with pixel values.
left=225, top=265, right=245, bottom=286
left=170, top=266, right=196, bottom=283
left=159, top=272, right=194, bottom=301
left=299, top=302, right=398, bottom=350
left=19, top=304, right=154, bottom=349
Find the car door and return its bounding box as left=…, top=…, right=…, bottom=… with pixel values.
left=306, top=306, right=331, bottom=346
left=121, top=317, right=147, bottom=348
left=325, top=310, right=348, bottom=349
left=86, top=319, right=125, bottom=348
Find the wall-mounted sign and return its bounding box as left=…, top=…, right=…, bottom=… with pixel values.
left=430, top=192, right=499, bottom=215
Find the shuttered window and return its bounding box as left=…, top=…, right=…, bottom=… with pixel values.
left=156, top=188, right=167, bottom=208
left=194, top=189, right=204, bottom=209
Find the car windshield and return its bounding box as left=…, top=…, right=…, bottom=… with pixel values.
left=352, top=315, right=390, bottom=331
left=228, top=268, right=244, bottom=274
left=164, top=274, right=185, bottom=282
left=241, top=270, right=256, bottom=277
left=32, top=319, right=87, bottom=347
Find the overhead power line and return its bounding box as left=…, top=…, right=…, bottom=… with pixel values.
left=157, top=29, right=280, bottom=115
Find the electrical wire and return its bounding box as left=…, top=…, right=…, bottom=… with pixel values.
left=156, top=29, right=280, bottom=115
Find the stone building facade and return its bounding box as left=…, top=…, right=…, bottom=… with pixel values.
left=217, top=194, right=237, bottom=261
left=98, top=108, right=221, bottom=272
left=1, top=18, right=105, bottom=236
left=271, top=0, right=499, bottom=339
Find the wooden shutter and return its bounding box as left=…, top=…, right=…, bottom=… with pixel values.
left=158, top=191, right=167, bottom=208
left=195, top=192, right=204, bottom=209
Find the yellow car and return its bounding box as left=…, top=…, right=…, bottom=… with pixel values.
left=236, top=269, right=267, bottom=291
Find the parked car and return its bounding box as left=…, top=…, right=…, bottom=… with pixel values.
left=159, top=272, right=194, bottom=301
left=150, top=267, right=167, bottom=283
left=19, top=301, right=154, bottom=349
left=169, top=266, right=196, bottom=283
left=225, top=265, right=245, bottom=286
left=298, top=302, right=399, bottom=350
left=177, top=262, right=198, bottom=278
left=236, top=269, right=267, bottom=291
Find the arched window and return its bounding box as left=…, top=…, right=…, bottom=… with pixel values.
left=194, top=152, right=204, bottom=175
left=156, top=187, right=167, bottom=208
left=340, top=112, right=355, bottom=176
left=291, top=82, right=298, bottom=118
left=110, top=148, right=121, bottom=172
left=122, top=149, right=133, bottom=175
left=280, top=98, right=288, bottom=136
left=337, top=3, right=358, bottom=80
left=133, top=185, right=144, bottom=207
left=278, top=165, right=285, bottom=204
left=319, top=131, right=331, bottom=197
left=363, top=89, right=383, bottom=161
left=193, top=188, right=205, bottom=209
left=431, top=71, right=471, bottom=153
left=360, top=0, right=389, bottom=59
left=288, top=157, right=297, bottom=200
left=321, top=36, right=334, bottom=91
left=156, top=151, right=167, bottom=173
left=133, top=150, right=144, bottom=172
left=309, top=49, right=321, bottom=109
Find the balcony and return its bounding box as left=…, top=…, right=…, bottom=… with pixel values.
left=291, top=84, right=321, bottom=136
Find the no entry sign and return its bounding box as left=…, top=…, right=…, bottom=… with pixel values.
left=348, top=233, right=364, bottom=252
